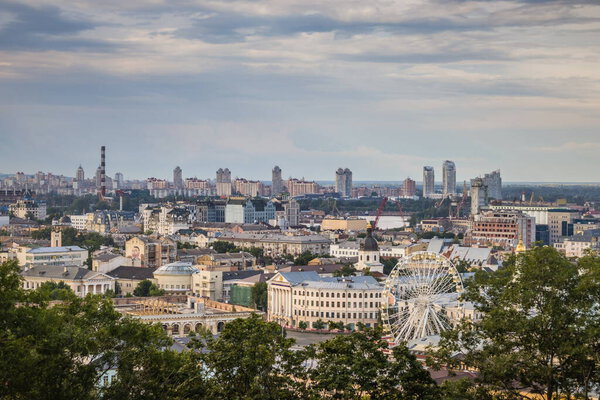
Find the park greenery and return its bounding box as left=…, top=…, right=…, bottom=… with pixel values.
left=429, top=247, right=600, bottom=400
left=2, top=245, right=600, bottom=399
left=132, top=279, right=165, bottom=297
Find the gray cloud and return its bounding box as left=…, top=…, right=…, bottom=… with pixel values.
left=0, top=2, right=111, bottom=51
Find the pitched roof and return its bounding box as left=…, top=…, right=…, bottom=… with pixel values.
left=107, top=266, right=156, bottom=280
left=21, top=265, right=108, bottom=280
left=28, top=246, right=86, bottom=254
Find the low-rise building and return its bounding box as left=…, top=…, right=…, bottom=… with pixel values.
left=320, top=218, right=369, bottom=232
left=107, top=266, right=156, bottom=296
left=267, top=271, right=382, bottom=330
left=195, top=252, right=256, bottom=271
left=153, top=261, right=199, bottom=295
left=465, top=210, right=535, bottom=250
left=218, top=232, right=330, bottom=256
left=554, top=230, right=600, bottom=258
left=21, top=265, right=115, bottom=296
left=125, top=236, right=176, bottom=268
left=9, top=199, right=47, bottom=220
left=17, top=245, right=87, bottom=268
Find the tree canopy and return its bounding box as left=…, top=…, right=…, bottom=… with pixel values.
left=430, top=247, right=600, bottom=400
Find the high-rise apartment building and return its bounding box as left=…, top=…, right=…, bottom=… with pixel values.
left=272, top=166, right=283, bottom=195
left=442, top=160, right=456, bottom=197
left=422, top=166, right=435, bottom=198
left=216, top=168, right=232, bottom=197
left=234, top=179, right=264, bottom=197
left=470, top=177, right=488, bottom=215
left=76, top=165, right=85, bottom=183
left=547, top=209, right=581, bottom=244
left=114, top=172, right=124, bottom=189
left=286, top=178, right=319, bottom=197
left=95, top=166, right=102, bottom=190
left=335, top=168, right=352, bottom=197
left=173, top=166, right=183, bottom=189
left=402, top=178, right=416, bottom=197
left=483, top=170, right=502, bottom=200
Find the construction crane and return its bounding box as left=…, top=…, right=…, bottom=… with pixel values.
left=529, top=192, right=535, bottom=206
left=373, top=197, right=388, bottom=230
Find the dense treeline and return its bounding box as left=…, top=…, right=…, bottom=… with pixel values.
left=2, top=246, right=600, bottom=399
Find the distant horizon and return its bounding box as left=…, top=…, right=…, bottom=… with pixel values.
left=1, top=172, right=599, bottom=187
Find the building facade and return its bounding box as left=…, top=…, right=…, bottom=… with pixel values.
left=335, top=168, right=353, bottom=198
left=125, top=236, right=177, bottom=268
left=466, top=210, right=536, bottom=250
left=21, top=265, right=115, bottom=297
left=482, top=169, right=502, bottom=200
left=272, top=166, right=283, bottom=196
left=422, top=166, right=435, bottom=198
left=470, top=177, right=487, bottom=215
left=442, top=160, right=456, bottom=197
left=267, top=271, right=382, bottom=330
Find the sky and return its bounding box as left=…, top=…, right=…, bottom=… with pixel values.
left=0, top=0, right=599, bottom=183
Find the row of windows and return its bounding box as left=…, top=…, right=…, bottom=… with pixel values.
left=292, top=290, right=381, bottom=299
left=158, top=284, right=191, bottom=289
left=294, top=309, right=377, bottom=319
left=293, top=299, right=380, bottom=309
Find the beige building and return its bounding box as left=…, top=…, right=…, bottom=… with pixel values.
left=320, top=217, right=369, bottom=232
left=153, top=261, right=199, bottom=295
left=21, top=265, right=115, bottom=297
left=218, top=232, right=330, bottom=256
left=107, top=266, right=156, bottom=296
left=267, top=271, right=382, bottom=330
left=547, top=209, right=581, bottom=244
left=125, top=236, right=177, bottom=268
left=286, top=178, right=319, bottom=197
left=9, top=199, right=47, bottom=220
left=17, top=245, right=87, bottom=268
left=192, top=270, right=223, bottom=300
left=196, top=252, right=256, bottom=271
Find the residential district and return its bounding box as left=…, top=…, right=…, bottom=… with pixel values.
left=1, top=147, right=600, bottom=399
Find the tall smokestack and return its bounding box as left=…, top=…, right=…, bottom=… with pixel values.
left=100, top=146, right=106, bottom=198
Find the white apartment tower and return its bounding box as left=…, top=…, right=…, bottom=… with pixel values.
left=422, top=166, right=435, bottom=198
left=442, top=160, right=456, bottom=197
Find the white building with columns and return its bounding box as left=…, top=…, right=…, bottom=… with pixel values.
left=267, top=271, right=382, bottom=330
left=21, top=265, right=116, bottom=297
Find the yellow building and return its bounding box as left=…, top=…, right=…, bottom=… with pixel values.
left=320, top=218, right=369, bottom=232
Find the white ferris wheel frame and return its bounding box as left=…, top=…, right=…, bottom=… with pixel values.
left=381, top=251, right=465, bottom=344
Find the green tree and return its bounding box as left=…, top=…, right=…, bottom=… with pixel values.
left=133, top=279, right=165, bottom=297
left=195, top=314, right=308, bottom=399
left=212, top=240, right=237, bottom=253
left=313, top=319, right=326, bottom=330
left=333, top=264, right=357, bottom=277
left=298, top=321, right=308, bottom=330
left=293, top=250, right=317, bottom=266
left=381, top=257, right=398, bottom=275
left=430, top=247, right=600, bottom=400
left=307, top=327, right=439, bottom=399
left=35, top=281, right=76, bottom=300
left=251, top=281, right=268, bottom=311
left=0, top=260, right=187, bottom=400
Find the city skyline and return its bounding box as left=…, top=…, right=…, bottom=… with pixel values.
left=1, top=1, right=600, bottom=182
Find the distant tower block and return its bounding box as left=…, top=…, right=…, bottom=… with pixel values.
left=272, top=166, right=283, bottom=195
left=470, top=177, right=488, bottom=216
left=51, top=229, right=62, bottom=247
left=100, top=146, right=106, bottom=197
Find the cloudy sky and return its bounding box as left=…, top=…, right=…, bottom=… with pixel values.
left=1, top=0, right=599, bottom=182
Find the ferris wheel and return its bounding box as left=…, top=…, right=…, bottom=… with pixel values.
left=381, top=252, right=464, bottom=343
